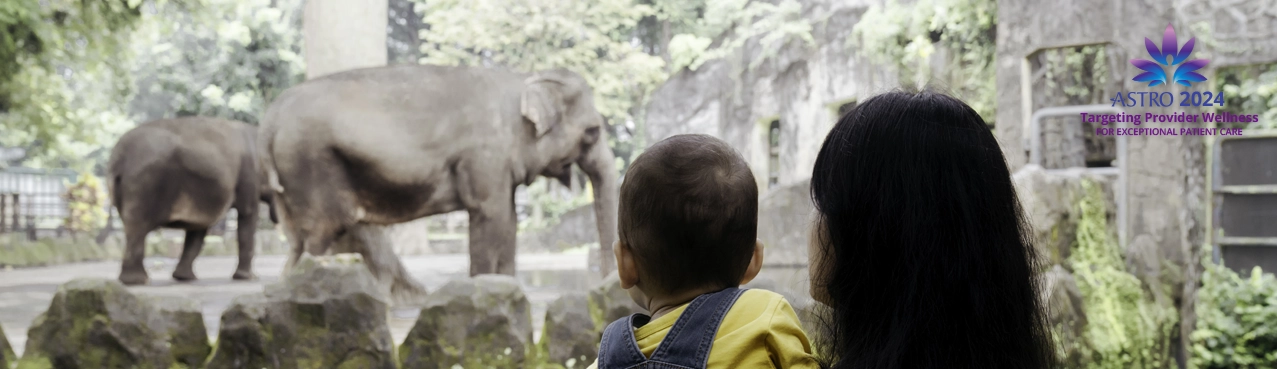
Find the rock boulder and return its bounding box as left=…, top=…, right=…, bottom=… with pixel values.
left=1040, top=265, right=1090, bottom=367
left=205, top=253, right=397, bottom=369
left=399, top=274, right=533, bottom=368
left=1012, top=165, right=1118, bottom=268
left=1, top=323, right=13, bottom=369
left=757, top=179, right=816, bottom=267
left=587, top=271, right=644, bottom=331
left=17, top=278, right=174, bottom=369
left=537, top=293, right=598, bottom=368
left=145, top=295, right=212, bottom=368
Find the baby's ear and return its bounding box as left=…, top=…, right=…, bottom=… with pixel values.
left=739, top=240, right=765, bottom=285
left=615, top=241, right=640, bottom=289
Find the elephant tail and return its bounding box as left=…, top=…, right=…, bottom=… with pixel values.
left=265, top=132, right=285, bottom=195
left=110, top=174, right=122, bottom=209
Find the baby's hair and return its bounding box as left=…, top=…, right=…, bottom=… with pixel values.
left=619, top=134, right=759, bottom=295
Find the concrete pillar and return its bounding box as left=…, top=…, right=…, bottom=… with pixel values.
left=303, top=0, right=388, bottom=80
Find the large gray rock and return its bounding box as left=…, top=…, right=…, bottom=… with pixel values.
left=1012, top=165, right=1118, bottom=268
left=536, top=293, right=598, bottom=368
left=587, top=271, right=644, bottom=331
left=17, top=278, right=175, bottom=369
left=757, top=179, right=815, bottom=267
left=1039, top=265, right=1090, bottom=367
left=1, top=323, right=14, bottom=369
left=206, top=253, right=396, bottom=369
left=399, top=274, right=533, bottom=368
left=1125, top=234, right=1182, bottom=305
left=145, top=295, right=212, bottom=368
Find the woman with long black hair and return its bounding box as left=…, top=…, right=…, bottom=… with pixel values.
left=807, top=89, right=1055, bottom=369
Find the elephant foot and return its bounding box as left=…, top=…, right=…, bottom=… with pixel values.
left=119, top=271, right=150, bottom=286
left=232, top=269, right=257, bottom=281
left=172, top=269, right=198, bottom=282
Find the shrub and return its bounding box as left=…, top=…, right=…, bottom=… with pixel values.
left=1191, top=246, right=1277, bottom=368
left=62, top=171, right=107, bottom=236
left=1067, top=179, right=1178, bottom=369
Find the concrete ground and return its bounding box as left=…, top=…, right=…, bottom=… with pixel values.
left=0, top=252, right=596, bottom=356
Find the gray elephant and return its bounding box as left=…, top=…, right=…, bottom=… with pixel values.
left=107, top=117, right=276, bottom=285
left=259, top=65, right=618, bottom=278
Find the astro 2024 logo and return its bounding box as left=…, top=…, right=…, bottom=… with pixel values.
left=1130, top=24, right=1210, bottom=87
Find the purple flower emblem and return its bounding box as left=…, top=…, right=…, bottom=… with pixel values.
left=1130, top=24, right=1210, bottom=87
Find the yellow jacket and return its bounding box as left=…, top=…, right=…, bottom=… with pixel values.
left=587, top=289, right=820, bottom=369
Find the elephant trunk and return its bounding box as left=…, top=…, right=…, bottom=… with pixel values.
left=579, top=132, right=619, bottom=277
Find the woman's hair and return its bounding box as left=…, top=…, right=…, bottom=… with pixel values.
left=809, top=89, right=1054, bottom=369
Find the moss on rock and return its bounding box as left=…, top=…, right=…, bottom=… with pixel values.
left=15, top=278, right=176, bottom=369
left=399, top=274, right=533, bottom=368
left=206, top=253, right=396, bottom=369
left=1, top=323, right=15, bottom=369
left=146, top=295, right=212, bottom=368
left=537, top=292, right=598, bottom=367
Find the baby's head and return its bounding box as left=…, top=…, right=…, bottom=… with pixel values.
left=615, top=134, right=762, bottom=309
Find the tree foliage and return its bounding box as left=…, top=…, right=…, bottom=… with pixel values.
left=0, top=0, right=153, bottom=167
left=665, top=0, right=814, bottom=72
left=130, top=0, right=305, bottom=125
left=850, top=0, right=997, bottom=124
left=0, top=0, right=302, bottom=168
left=1216, top=63, right=1277, bottom=130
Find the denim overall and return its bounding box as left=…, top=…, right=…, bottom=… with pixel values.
left=596, top=288, right=747, bottom=369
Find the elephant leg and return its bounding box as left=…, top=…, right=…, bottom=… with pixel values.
left=232, top=197, right=258, bottom=281
left=467, top=188, right=517, bottom=276
left=276, top=199, right=306, bottom=271
left=346, top=224, right=427, bottom=306
left=173, top=229, right=207, bottom=281
left=119, top=223, right=153, bottom=285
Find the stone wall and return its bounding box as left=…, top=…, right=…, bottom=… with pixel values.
left=644, top=0, right=897, bottom=193
left=995, top=0, right=1277, bottom=364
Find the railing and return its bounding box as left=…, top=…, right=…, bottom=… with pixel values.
left=1028, top=104, right=1130, bottom=249
left=0, top=168, right=78, bottom=239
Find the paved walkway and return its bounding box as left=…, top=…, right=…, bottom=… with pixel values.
left=0, top=252, right=595, bottom=356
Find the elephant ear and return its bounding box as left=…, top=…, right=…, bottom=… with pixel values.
left=521, top=75, right=564, bottom=138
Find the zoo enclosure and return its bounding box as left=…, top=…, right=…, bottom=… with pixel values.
left=0, top=167, right=79, bottom=239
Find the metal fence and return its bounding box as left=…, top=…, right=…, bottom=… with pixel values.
left=1211, top=130, right=1277, bottom=275
left=0, top=167, right=79, bottom=238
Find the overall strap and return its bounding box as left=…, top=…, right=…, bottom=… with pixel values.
left=646, top=287, right=747, bottom=368
left=597, top=313, right=652, bottom=369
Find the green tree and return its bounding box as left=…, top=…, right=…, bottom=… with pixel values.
left=130, top=0, right=305, bottom=125
left=850, top=0, right=997, bottom=124
left=0, top=0, right=158, bottom=167
left=664, top=0, right=814, bottom=73
left=1216, top=63, right=1277, bottom=130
